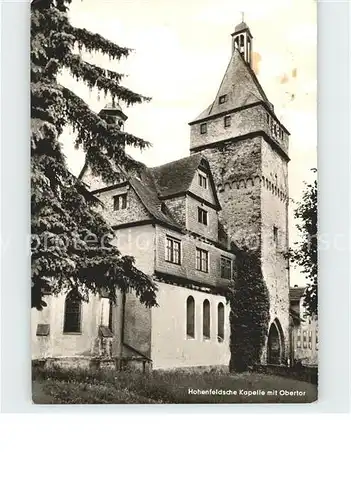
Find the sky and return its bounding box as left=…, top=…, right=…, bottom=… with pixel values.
left=59, top=0, right=317, bottom=286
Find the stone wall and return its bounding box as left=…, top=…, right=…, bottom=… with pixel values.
left=196, top=137, right=262, bottom=247
left=151, top=282, right=230, bottom=369
left=32, top=293, right=105, bottom=359
left=190, top=103, right=289, bottom=156
left=191, top=134, right=290, bottom=364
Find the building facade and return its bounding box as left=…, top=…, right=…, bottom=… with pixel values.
left=32, top=21, right=292, bottom=370
left=290, top=287, right=318, bottom=366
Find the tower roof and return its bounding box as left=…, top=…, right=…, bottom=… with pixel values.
left=234, top=21, right=249, bottom=32
left=99, top=101, right=128, bottom=121
left=190, top=50, right=272, bottom=123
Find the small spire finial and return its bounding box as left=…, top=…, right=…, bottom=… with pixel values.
left=241, top=11, right=245, bottom=23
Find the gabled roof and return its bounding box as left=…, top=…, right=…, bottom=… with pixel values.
left=129, top=167, right=183, bottom=230
left=150, top=153, right=221, bottom=208
left=151, top=153, right=204, bottom=198
left=191, top=49, right=272, bottom=123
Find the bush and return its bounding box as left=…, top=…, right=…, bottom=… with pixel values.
left=229, top=249, right=270, bottom=372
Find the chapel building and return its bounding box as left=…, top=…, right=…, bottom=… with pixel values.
left=32, top=21, right=291, bottom=370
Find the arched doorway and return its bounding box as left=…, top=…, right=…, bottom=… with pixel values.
left=267, top=320, right=284, bottom=365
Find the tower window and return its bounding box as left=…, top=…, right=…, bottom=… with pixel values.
left=224, top=115, right=231, bottom=128
left=198, top=207, right=208, bottom=225
left=113, top=193, right=127, bottom=210
left=200, top=123, right=207, bottom=134
left=273, top=226, right=278, bottom=244
left=219, top=94, right=227, bottom=104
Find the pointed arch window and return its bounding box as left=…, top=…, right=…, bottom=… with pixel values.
left=203, top=299, right=210, bottom=340
left=217, top=303, right=225, bottom=342
left=63, top=291, right=82, bottom=333
left=186, top=296, right=195, bottom=338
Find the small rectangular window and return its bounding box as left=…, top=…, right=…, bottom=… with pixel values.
left=273, top=225, right=278, bottom=244
left=220, top=256, right=232, bottom=279
left=219, top=94, right=227, bottom=104
left=198, top=207, right=208, bottom=225
left=166, top=236, right=181, bottom=264
left=200, top=123, right=207, bottom=134
left=224, top=115, right=231, bottom=128
left=113, top=193, right=127, bottom=211
left=198, top=172, right=208, bottom=189
left=308, top=342, right=312, bottom=349
left=297, top=341, right=301, bottom=348
left=196, top=248, right=209, bottom=273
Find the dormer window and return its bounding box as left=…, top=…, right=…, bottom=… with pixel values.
left=198, top=172, right=208, bottom=189
left=198, top=207, right=208, bottom=225
left=200, top=123, right=207, bottom=134
left=224, top=115, right=231, bottom=128
left=113, top=193, right=127, bottom=211
left=219, top=94, right=227, bottom=104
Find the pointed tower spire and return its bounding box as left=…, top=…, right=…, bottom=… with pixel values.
left=231, top=16, right=253, bottom=66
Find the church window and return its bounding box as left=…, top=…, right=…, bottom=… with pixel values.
left=186, top=296, right=195, bottom=338
left=273, top=225, right=278, bottom=244
left=198, top=207, right=208, bottom=225
left=220, top=256, right=232, bottom=279
left=63, top=290, right=82, bottom=333
left=108, top=299, right=114, bottom=331
left=196, top=248, right=209, bottom=273
left=308, top=342, right=312, bottom=350
left=224, top=115, right=231, bottom=128
left=203, top=299, right=211, bottom=339
left=113, top=193, right=127, bottom=210
left=219, top=94, right=227, bottom=104
left=200, top=123, right=207, bottom=134
left=297, top=341, right=301, bottom=348
left=217, top=302, right=224, bottom=342
left=198, top=171, right=208, bottom=189
left=166, top=236, right=181, bottom=264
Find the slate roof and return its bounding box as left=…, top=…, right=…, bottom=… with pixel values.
left=80, top=151, right=221, bottom=232
left=129, top=166, right=183, bottom=230
left=233, top=21, right=250, bottom=33
left=151, top=153, right=204, bottom=198
left=190, top=49, right=272, bottom=123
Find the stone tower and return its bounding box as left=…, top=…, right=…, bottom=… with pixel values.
left=189, top=21, right=290, bottom=364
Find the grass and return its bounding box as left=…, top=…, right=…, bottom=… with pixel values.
left=32, top=365, right=318, bottom=404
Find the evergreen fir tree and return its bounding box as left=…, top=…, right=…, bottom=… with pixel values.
left=229, top=249, right=270, bottom=372
left=31, top=0, right=157, bottom=309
